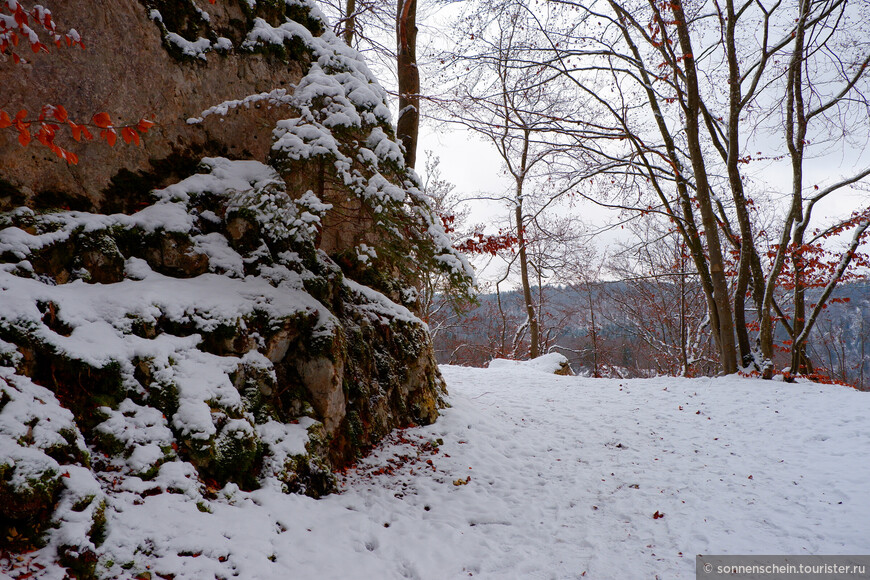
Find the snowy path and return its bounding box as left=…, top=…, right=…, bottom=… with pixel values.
left=8, top=363, right=870, bottom=579
left=334, top=365, right=870, bottom=579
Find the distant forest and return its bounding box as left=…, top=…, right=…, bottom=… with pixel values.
left=432, top=279, right=870, bottom=390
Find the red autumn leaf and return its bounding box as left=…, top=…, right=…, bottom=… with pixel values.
left=92, top=112, right=111, bottom=128
left=653, top=510, right=665, bottom=519
left=68, top=121, right=82, bottom=141
left=101, top=128, right=117, bottom=146
left=15, top=109, right=28, bottom=121
left=0, top=111, right=11, bottom=129
left=121, top=126, right=140, bottom=146
left=36, top=124, right=55, bottom=145
left=14, top=8, right=27, bottom=28
left=136, top=118, right=155, bottom=133
left=53, top=105, right=68, bottom=123
left=18, top=128, right=31, bottom=147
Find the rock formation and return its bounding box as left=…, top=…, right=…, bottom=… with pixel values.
left=0, top=0, right=310, bottom=212
left=0, top=1, right=474, bottom=576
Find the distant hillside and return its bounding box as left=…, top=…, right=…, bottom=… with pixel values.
left=432, top=279, right=870, bottom=388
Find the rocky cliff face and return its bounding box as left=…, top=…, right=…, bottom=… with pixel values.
left=0, top=1, right=474, bottom=576
left=0, top=158, right=446, bottom=575
left=0, top=0, right=309, bottom=212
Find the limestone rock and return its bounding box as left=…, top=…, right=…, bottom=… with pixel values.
left=0, top=160, right=448, bottom=501
left=297, top=357, right=346, bottom=434
left=144, top=231, right=210, bottom=277
left=0, top=0, right=309, bottom=212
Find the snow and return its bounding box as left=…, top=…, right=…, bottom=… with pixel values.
left=164, top=32, right=213, bottom=60
left=187, top=89, right=294, bottom=125
left=344, top=278, right=426, bottom=327
left=4, top=363, right=868, bottom=579
left=191, top=232, right=246, bottom=277
left=488, top=352, right=570, bottom=374
left=1, top=267, right=332, bottom=360
left=243, top=17, right=314, bottom=52
left=257, top=417, right=318, bottom=490
left=49, top=465, right=106, bottom=556
left=0, top=159, right=294, bottom=262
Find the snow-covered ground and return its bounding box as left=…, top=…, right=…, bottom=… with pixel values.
left=6, top=361, right=869, bottom=579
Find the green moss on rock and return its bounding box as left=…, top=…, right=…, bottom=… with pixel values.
left=212, top=418, right=262, bottom=487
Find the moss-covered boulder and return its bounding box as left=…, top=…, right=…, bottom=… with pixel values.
left=0, top=369, right=90, bottom=548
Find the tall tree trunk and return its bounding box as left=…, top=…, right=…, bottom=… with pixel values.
left=516, top=193, right=540, bottom=359
left=791, top=270, right=811, bottom=373
left=396, top=0, right=419, bottom=168
left=609, top=3, right=724, bottom=365
left=679, top=246, right=689, bottom=375
left=587, top=281, right=599, bottom=376
left=496, top=281, right=508, bottom=358
left=723, top=0, right=767, bottom=369
left=672, top=0, right=738, bottom=373
left=784, top=0, right=810, bottom=374
left=343, top=0, right=356, bottom=46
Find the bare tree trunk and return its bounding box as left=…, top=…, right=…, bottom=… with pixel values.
left=671, top=0, right=738, bottom=374
left=783, top=0, right=810, bottom=374
left=343, top=0, right=356, bottom=46
left=496, top=280, right=508, bottom=358
left=608, top=4, right=725, bottom=368
left=516, top=193, right=540, bottom=358
left=586, top=280, right=599, bottom=377
left=722, top=0, right=767, bottom=369
left=396, top=0, right=419, bottom=168
left=861, top=317, right=867, bottom=390
left=679, top=246, right=689, bottom=374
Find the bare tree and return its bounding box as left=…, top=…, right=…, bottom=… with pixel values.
left=418, top=151, right=476, bottom=331
left=759, top=0, right=870, bottom=374
left=485, top=0, right=870, bottom=375
left=437, top=4, right=587, bottom=358
left=604, top=219, right=717, bottom=376
left=318, top=0, right=423, bottom=167
left=396, top=0, right=420, bottom=167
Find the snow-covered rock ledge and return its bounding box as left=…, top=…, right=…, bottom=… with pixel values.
left=487, top=352, right=574, bottom=375
left=0, top=158, right=446, bottom=577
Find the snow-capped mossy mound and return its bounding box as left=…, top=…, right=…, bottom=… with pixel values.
left=0, top=158, right=450, bottom=572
